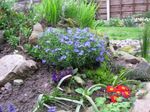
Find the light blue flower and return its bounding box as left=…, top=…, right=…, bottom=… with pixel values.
left=84, top=41, right=91, bottom=47
left=74, top=49, right=80, bottom=53
left=78, top=50, right=84, bottom=56
left=42, top=60, right=46, bottom=64
left=59, top=55, right=67, bottom=61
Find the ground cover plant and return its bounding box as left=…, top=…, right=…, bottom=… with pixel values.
left=26, top=27, right=107, bottom=69
left=0, top=0, right=37, bottom=47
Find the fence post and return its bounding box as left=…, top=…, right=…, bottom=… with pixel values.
left=106, top=0, right=110, bottom=21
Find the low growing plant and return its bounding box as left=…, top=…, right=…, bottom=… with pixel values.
left=26, top=27, right=107, bottom=68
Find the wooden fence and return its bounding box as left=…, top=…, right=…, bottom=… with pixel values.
left=96, top=0, right=150, bottom=20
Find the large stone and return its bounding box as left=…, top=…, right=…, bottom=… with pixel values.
left=0, top=54, right=37, bottom=85
left=0, top=30, right=4, bottom=44
left=127, top=61, right=150, bottom=80
left=29, top=23, right=43, bottom=44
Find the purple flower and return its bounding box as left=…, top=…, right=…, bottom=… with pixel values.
left=42, top=59, right=46, bottom=64
left=45, top=49, right=50, bottom=53
left=47, top=106, right=56, bottom=112
left=52, top=72, right=58, bottom=82
left=74, top=49, right=80, bottom=53
left=96, top=57, right=104, bottom=62
left=34, top=45, right=40, bottom=49
left=66, top=41, right=73, bottom=45
left=0, top=105, right=3, bottom=112
left=78, top=50, right=84, bottom=56
left=91, top=48, right=96, bottom=51
left=59, top=55, right=67, bottom=61
left=100, top=51, right=104, bottom=56
left=84, top=41, right=91, bottom=47
left=7, top=103, right=16, bottom=112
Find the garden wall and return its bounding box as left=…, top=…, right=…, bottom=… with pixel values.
left=96, top=0, right=150, bottom=19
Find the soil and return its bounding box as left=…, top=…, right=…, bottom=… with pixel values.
left=0, top=43, right=53, bottom=112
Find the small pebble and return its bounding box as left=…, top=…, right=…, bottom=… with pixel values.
left=13, top=79, right=24, bottom=86
left=4, top=82, right=12, bottom=92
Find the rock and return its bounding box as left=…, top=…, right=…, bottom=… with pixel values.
left=127, top=62, right=150, bottom=80
left=4, top=82, right=12, bottom=92
left=0, top=54, right=37, bottom=85
left=132, top=82, right=150, bottom=112
left=0, top=30, right=4, bottom=44
left=29, top=23, right=43, bottom=44
left=13, top=79, right=24, bottom=86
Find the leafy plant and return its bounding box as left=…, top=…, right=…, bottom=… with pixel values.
left=64, top=0, right=97, bottom=28
left=109, top=18, right=124, bottom=27
left=35, top=0, right=64, bottom=26
left=85, top=63, right=115, bottom=85
left=123, top=16, right=135, bottom=27
left=26, top=27, right=107, bottom=68
left=1, top=0, right=35, bottom=47
left=141, top=21, right=150, bottom=60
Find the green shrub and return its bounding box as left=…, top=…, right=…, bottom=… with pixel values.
left=123, top=16, right=135, bottom=27
left=0, top=0, right=36, bottom=47
left=85, top=63, right=114, bottom=85
left=109, top=18, right=124, bottom=27
left=26, top=27, right=107, bottom=68
left=141, top=22, right=150, bottom=60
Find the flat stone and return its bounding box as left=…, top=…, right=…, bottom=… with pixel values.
left=0, top=54, right=37, bottom=85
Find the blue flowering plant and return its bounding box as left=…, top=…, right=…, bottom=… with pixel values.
left=26, top=27, right=107, bottom=69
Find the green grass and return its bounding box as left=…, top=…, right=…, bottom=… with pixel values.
left=97, top=27, right=143, bottom=40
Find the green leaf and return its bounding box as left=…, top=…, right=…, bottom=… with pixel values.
left=74, top=76, right=85, bottom=85
left=95, top=97, right=106, bottom=107
left=75, top=88, right=84, bottom=95
left=88, top=86, right=101, bottom=95
left=73, top=68, right=78, bottom=75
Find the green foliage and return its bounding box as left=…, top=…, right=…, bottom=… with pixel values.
left=141, top=22, right=150, bottom=60
left=123, top=16, right=135, bottom=27
left=109, top=18, right=124, bottom=27
left=0, top=0, right=36, bottom=47
left=35, top=0, right=64, bottom=25
left=35, top=0, right=97, bottom=28
left=85, top=63, right=114, bottom=85
left=95, top=98, right=132, bottom=112
left=144, top=11, right=150, bottom=18
left=26, top=27, right=107, bottom=68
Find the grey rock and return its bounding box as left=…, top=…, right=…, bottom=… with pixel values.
left=0, top=30, right=4, bottom=44
left=85, top=106, right=94, bottom=112
left=127, top=62, right=150, bottom=80
left=13, top=79, right=24, bottom=86
left=0, top=54, right=37, bottom=86
left=4, top=82, right=12, bottom=91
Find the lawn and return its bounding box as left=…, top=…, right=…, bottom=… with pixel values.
left=97, top=27, right=143, bottom=40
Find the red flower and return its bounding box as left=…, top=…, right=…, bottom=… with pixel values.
left=115, top=85, right=129, bottom=92
left=115, top=89, right=121, bottom=95
left=110, top=95, right=118, bottom=103
left=106, top=86, right=115, bottom=93
left=122, top=91, right=130, bottom=98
